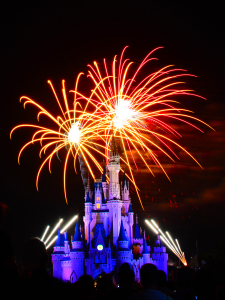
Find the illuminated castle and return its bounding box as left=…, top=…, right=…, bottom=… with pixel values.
left=52, top=140, right=168, bottom=282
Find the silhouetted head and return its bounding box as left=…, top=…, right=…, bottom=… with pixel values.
left=140, top=263, right=158, bottom=289
left=158, top=270, right=167, bottom=288
left=22, top=237, right=47, bottom=272
left=96, top=276, right=110, bottom=293
left=118, top=263, right=135, bottom=288
left=176, top=266, right=194, bottom=289
left=77, top=275, right=95, bottom=297
left=192, top=269, right=215, bottom=300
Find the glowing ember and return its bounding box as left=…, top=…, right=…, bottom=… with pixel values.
left=67, top=121, right=81, bottom=144
left=113, top=99, right=138, bottom=129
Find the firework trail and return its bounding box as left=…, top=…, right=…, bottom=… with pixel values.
left=85, top=47, right=213, bottom=210
left=10, top=76, right=108, bottom=203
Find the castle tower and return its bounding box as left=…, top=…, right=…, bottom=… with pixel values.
left=152, top=234, right=168, bottom=277
left=102, top=165, right=108, bottom=200
left=61, top=232, right=72, bottom=281
left=116, top=221, right=133, bottom=270
left=133, top=215, right=143, bottom=250
left=64, top=232, right=70, bottom=254
left=121, top=172, right=130, bottom=212
left=95, top=182, right=103, bottom=210
left=107, top=137, right=120, bottom=200
left=127, top=203, right=134, bottom=246
left=107, top=197, right=123, bottom=245
left=70, top=221, right=85, bottom=281
left=142, top=234, right=152, bottom=264
left=107, top=137, right=123, bottom=245
left=83, top=191, right=92, bottom=245
left=52, top=227, right=65, bottom=280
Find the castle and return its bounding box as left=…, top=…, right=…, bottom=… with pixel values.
left=52, top=141, right=168, bottom=282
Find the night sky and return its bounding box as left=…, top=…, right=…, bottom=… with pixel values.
left=1, top=2, right=225, bottom=263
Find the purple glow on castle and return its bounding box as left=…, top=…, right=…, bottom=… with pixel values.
left=52, top=143, right=168, bottom=282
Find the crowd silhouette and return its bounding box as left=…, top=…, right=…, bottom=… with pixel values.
left=1, top=202, right=225, bottom=300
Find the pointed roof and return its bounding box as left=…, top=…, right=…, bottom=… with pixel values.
left=64, top=232, right=68, bottom=242
left=134, top=224, right=142, bottom=239
left=86, top=191, right=92, bottom=203
left=94, top=223, right=107, bottom=247
left=102, top=165, right=106, bottom=182
left=128, top=203, right=133, bottom=213
left=73, top=221, right=82, bottom=242
left=102, top=189, right=106, bottom=204
left=155, top=233, right=163, bottom=247
left=134, top=216, right=142, bottom=239
left=111, top=136, right=118, bottom=156
left=87, top=172, right=91, bottom=192
left=142, top=238, right=149, bottom=254
left=118, top=221, right=128, bottom=241
left=122, top=172, right=128, bottom=189
left=54, top=227, right=64, bottom=247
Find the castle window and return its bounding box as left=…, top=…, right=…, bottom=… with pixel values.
left=97, top=197, right=100, bottom=201
left=97, top=203, right=100, bottom=209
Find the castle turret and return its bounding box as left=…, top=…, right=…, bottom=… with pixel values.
left=107, top=137, right=123, bottom=245
left=102, top=165, right=108, bottom=200
left=121, top=173, right=129, bottom=211
left=133, top=215, right=143, bottom=251
left=83, top=191, right=92, bottom=245
left=61, top=231, right=72, bottom=281
left=64, top=232, right=70, bottom=254
left=95, top=182, right=103, bottom=210
left=107, top=137, right=120, bottom=200
left=152, top=234, right=168, bottom=278
left=142, top=235, right=152, bottom=264
left=70, top=221, right=85, bottom=281
left=128, top=203, right=134, bottom=246
left=52, top=227, right=65, bottom=280
left=117, top=221, right=132, bottom=270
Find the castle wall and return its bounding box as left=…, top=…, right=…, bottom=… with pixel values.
left=70, top=251, right=85, bottom=280
left=61, top=259, right=72, bottom=281
left=52, top=253, right=64, bottom=280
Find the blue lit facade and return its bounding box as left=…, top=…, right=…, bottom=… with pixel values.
left=52, top=146, right=168, bottom=282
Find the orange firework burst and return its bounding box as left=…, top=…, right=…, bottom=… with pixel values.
left=10, top=75, right=107, bottom=203
left=86, top=47, right=213, bottom=210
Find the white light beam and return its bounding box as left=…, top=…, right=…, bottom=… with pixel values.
left=46, top=215, right=78, bottom=250
left=44, top=218, right=63, bottom=245
left=41, top=225, right=50, bottom=241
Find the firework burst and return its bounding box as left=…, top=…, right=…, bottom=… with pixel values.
left=86, top=47, right=213, bottom=210
left=10, top=76, right=107, bottom=203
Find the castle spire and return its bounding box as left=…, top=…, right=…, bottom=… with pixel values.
left=142, top=237, right=149, bottom=254
left=134, top=215, right=142, bottom=239
left=54, top=227, right=64, bottom=247
left=111, top=136, right=118, bottom=157
left=118, top=220, right=128, bottom=241
left=128, top=203, right=133, bottom=213
left=86, top=191, right=91, bottom=203
left=102, top=165, right=106, bottom=182
left=108, top=136, right=120, bottom=200
left=73, top=221, right=82, bottom=242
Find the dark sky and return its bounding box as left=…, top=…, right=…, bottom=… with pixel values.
left=1, top=2, right=225, bottom=262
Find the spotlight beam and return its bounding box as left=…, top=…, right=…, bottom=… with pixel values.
left=145, top=219, right=187, bottom=266
left=44, top=218, right=63, bottom=245
left=46, top=215, right=78, bottom=250
left=41, top=225, right=50, bottom=241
